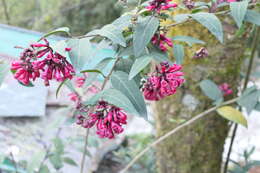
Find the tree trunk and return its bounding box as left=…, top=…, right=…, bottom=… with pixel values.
left=154, top=17, right=248, bottom=173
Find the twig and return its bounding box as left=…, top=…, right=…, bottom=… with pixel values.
left=80, top=128, right=90, bottom=173
left=10, top=152, right=18, bottom=173
left=79, top=56, right=121, bottom=173
left=120, top=97, right=238, bottom=173
left=223, top=26, right=260, bottom=173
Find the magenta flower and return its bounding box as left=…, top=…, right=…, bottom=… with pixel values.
left=75, top=77, right=86, bottom=88
left=152, top=33, right=173, bottom=52
left=146, top=0, right=178, bottom=13
left=142, top=62, right=184, bottom=101
left=11, top=39, right=75, bottom=86
left=68, top=92, right=80, bottom=103
left=219, top=83, right=233, bottom=96
left=76, top=101, right=127, bottom=139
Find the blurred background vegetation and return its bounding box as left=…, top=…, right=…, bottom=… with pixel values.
left=0, top=0, right=125, bottom=35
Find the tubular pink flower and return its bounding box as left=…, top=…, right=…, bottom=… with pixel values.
left=219, top=83, right=233, bottom=96
left=75, top=101, right=128, bottom=139
left=142, top=62, right=184, bottom=101
left=11, top=39, right=75, bottom=86
left=151, top=33, right=173, bottom=52
left=145, top=0, right=178, bottom=13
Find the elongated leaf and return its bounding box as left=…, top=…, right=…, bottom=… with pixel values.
left=50, top=154, right=63, bottom=170
left=63, top=157, right=78, bottom=166
left=56, top=79, right=69, bottom=98
left=191, top=12, right=223, bottom=43
left=149, top=47, right=170, bottom=62
left=80, top=69, right=105, bottom=78
left=51, top=40, right=68, bottom=57
left=129, top=55, right=152, bottom=80
left=172, top=36, right=205, bottom=46
left=237, top=86, right=259, bottom=114
left=230, top=1, right=248, bottom=28
left=39, top=27, right=70, bottom=41
left=67, top=38, right=93, bottom=72
left=244, top=10, right=260, bottom=26
left=102, top=89, right=138, bottom=115
left=217, top=106, right=247, bottom=127
left=112, top=14, right=132, bottom=30
left=85, top=89, right=138, bottom=115
left=39, top=165, right=50, bottom=173
left=199, top=79, right=223, bottom=101
left=174, top=14, right=189, bottom=22
left=133, top=16, right=159, bottom=57
left=91, top=24, right=126, bottom=46
left=111, top=71, right=147, bottom=119
left=27, top=151, right=46, bottom=173
left=173, top=44, right=184, bottom=64
left=84, top=57, right=114, bottom=87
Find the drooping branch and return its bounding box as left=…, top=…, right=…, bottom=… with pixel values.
left=121, top=97, right=238, bottom=173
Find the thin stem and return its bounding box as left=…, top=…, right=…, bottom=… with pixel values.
left=79, top=56, right=121, bottom=173
left=10, top=152, right=18, bottom=173
left=121, top=98, right=238, bottom=173
left=223, top=26, right=260, bottom=173
left=80, top=128, right=90, bottom=173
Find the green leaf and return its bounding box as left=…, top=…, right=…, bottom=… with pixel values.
left=52, top=137, right=64, bottom=155
left=64, top=79, right=76, bottom=92
left=91, top=24, right=126, bottom=46
left=173, top=44, right=184, bottom=64
left=27, top=151, right=46, bottom=173
left=51, top=40, right=68, bottom=57
left=129, top=55, right=152, bottom=80
left=56, top=79, right=69, bottom=98
left=172, top=36, right=205, bottom=46
left=174, top=14, right=189, bottom=22
left=39, top=165, right=50, bottom=173
left=111, top=71, right=148, bottom=119
left=244, top=10, right=260, bottom=26
left=50, top=153, right=63, bottom=170
left=85, top=89, right=138, bottom=115
left=112, top=14, right=132, bottom=30
left=199, top=79, right=223, bottom=101
left=39, top=27, right=70, bottom=41
left=63, top=157, right=78, bottom=166
left=18, top=81, right=34, bottom=87
left=217, top=106, right=248, bottom=128
left=230, top=1, right=249, bottom=28
left=114, top=58, right=134, bottom=73
left=80, top=69, right=105, bottom=78
left=191, top=12, right=223, bottom=43
left=149, top=47, right=170, bottom=62
left=67, top=38, right=93, bottom=72
left=84, top=57, right=114, bottom=87
left=133, top=16, right=159, bottom=57
left=237, top=86, right=259, bottom=114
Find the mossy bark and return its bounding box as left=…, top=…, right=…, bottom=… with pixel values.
left=154, top=17, right=248, bottom=173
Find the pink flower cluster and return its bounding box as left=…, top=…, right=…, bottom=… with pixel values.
left=76, top=101, right=127, bottom=139
left=152, top=33, right=173, bottom=52
left=146, top=0, right=178, bottom=13
left=219, top=83, right=233, bottom=96
left=142, top=62, right=184, bottom=101
left=11, top=39, right=74, bottom=86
